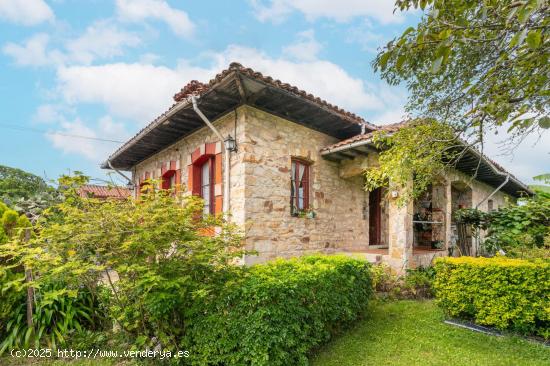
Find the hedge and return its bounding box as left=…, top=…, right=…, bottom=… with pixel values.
left=434, top=257, right=550, bottom=338
left=183, top=255, right=372, bottom=365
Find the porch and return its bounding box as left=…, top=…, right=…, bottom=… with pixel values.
left=321, top=134, right=481, bottom=271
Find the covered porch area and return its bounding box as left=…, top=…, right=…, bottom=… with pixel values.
left=320, top=132, right=481, bottom=272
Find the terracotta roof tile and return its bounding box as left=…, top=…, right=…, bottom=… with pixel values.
left=105, top=62, right=380, bottom=165
left=78, top=185, right=131, bottom=199
left=321, top=120, right=409, bottom=151
left=320, top=121, right=522, bottom=182
left=173, top=62, right=377, bottom=130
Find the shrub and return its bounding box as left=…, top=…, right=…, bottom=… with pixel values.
left=370, top=264, right=435, bottom=299
left=403, top=266, right=435, bottom=298
left=0, top=268, right=25, bottom=336
left=434, top=257, right=550, bottom=338
left=0, top=280, right=108, bottom=353
left=183, top=255, right=372, bottom=366
left=454, top=198, right=550, bottom=255
left=0, top=173, right=245, bottom=354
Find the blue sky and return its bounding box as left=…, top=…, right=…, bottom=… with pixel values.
left=0, top=0, right=547, bottom=186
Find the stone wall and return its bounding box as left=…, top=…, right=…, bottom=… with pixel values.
left=240, top=107, right=369, bottom=264
left=131, top=104, right=515, bottom=271
left=133, top=107, right=248, bottom=227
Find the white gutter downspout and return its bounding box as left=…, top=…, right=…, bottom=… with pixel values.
left=476, top=173, right=510, bottom=209
left=107, top=160, right=134, bottom=191
left=190, top=95, right=232, bottom=216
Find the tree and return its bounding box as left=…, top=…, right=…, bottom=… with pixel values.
left=530, top=173, right=550, bottom=199
left=364, top=119, right=458, bottom=203
left=0, top=174, right=245, bottom=350
left=0, top=165, right=52, bottom=202
left=375, top=0, right=549, bottom=142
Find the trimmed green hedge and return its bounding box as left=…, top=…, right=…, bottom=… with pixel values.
left=434, top=257, right=550, bottom=338
left=183, top=255, right=372, bottom=365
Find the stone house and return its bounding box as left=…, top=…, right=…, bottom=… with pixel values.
left=102, top=63, right=532, bottom=272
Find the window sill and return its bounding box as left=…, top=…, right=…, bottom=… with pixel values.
left=291, top=213, right=316, bottom=219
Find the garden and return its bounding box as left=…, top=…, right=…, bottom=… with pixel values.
left=0, top=168, right=549, bottom=365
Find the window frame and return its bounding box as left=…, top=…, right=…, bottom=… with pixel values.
left=290, top=158, right=311, bottom=215
left=161, top=170, right=176, bottom=191
left=199, top=157, right=215, bottom=215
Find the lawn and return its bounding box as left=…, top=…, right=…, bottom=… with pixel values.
left=3, top=300, right=549, bottom=366
left=311, top=300, right=550, bottom=366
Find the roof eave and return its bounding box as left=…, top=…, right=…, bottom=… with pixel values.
left=320, top=138, right=533, bottom=198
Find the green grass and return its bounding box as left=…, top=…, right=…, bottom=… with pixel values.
left=3, top=300, right=548, bottom=365
left=311, top=300, right=549, bottom=366
left=1, top=359, right=119, bottom=366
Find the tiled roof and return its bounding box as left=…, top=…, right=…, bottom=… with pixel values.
left=321, top=120, right=525, bottom=185
left=321, top=121, right=408, bottom=152
left=104, top=62, right=378, bottom=166
left=78, top=185, right=131, bottom=199
left=173, top=62, right=377, bottom=130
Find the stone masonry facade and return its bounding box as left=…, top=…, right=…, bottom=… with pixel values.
left=132, top=105, right=513, bottom=271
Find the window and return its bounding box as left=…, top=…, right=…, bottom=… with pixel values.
left=290, top=159, right=310, bottom=215
left=199, top=158, right=214, bottom=214
left=161, top=170, right=176, bottom=190
left=487, top=199, right=494, bottom=212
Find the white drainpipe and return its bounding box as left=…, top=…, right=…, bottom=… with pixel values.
left=190, top=95, right=232, bottom=215
left=476, top=174, right=510, bottom=209
left=107, top=160, right=134, bottom=188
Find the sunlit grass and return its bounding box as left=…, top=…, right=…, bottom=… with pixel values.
left=311, top=300, right=549, bottom=366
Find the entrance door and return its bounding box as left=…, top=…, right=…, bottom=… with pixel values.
left=369, top=188, right=382, bottom=246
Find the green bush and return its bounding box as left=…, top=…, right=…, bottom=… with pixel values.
left=0, top=278, right=108, bottom=353
left=370, top=264, right=435, bottom=299
left=183, top=255, right=372, bottom=366
left=0, top=269, right=25, bottom=335
left=434, top=257, right=550, bottom=338
left=454, top=198, right=550, bottom=255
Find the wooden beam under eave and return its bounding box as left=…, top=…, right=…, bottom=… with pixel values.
left=247, top=87, right=270, bottom=104
left=235, top=75, right=248, bottom=103
left=338, top=151, right=357, bottom=159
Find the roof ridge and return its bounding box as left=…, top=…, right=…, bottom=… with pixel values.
left=104, top=62, right=381, bottom=167
left=172, top=62, right=378, bottom=130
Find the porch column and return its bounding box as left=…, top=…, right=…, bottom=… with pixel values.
left=387, top=186, right=414, bottom=273
left=445, top=179, right=452, bottom=251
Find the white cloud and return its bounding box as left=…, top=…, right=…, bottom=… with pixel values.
left=251, top=0, right=402, bottom=24
left=3, top=21, right=141, bottom=67
left=65, top=20, right=141, bottom=64
left=282, top=29, right=322, bottom=61
left=53, top=45, right=384, bottom=128
left=116, top=0, right=194, bottom=38
left=33, top=103, right=66, bottom=124
left=0, top=0, right=54, bottom=26
left=56, top=63, right=202, bottom=122
left=345, top=22, right=387, bottom=54
left=369, top=85, right=409, bottom=124
left=46, top=116, right=127, bottom=160
left=2, top=33, right=63, bottom=66
left=483, top=128, right=550, bottom=185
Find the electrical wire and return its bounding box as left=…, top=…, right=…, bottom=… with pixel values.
left=0, top=123, right=124, bottom=144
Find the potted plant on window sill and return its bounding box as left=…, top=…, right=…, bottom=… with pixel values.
left=292, top=207, right=316, bottom=219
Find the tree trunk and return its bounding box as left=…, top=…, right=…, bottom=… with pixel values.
left=457, top=222, right=470, bottom=256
